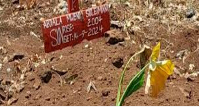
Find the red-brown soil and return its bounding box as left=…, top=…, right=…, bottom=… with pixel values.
left=0, top=0, right=199, bottom=106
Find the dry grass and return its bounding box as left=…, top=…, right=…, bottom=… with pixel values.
left=109, top=0, right=199, bottom=38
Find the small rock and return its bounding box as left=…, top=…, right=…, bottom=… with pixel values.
left=0, top=47, right=7, bottom=55
left=105, top=29, right=125, bottom=45
left=85, top=44, right=89, bottom=48
left=97, top=76, right=103, bottom=81
left=33, top=78, right=41, bottom=90
left=102, top=90, right=110, bottom=97
left=20, top=74, right=25, bottom=81
left=189, top=64, right=195, bottom=71
left=0, top=63, right=2, bottom=70
left=9, top=53, right=24, bottom=62
left=25, top=91, right=31, bottom=98
left=40, top=17, right=45, bottom=22
left=0, top=7, right=3, bottom=11
left=6, top=68, right=11, bottom=73
left=45, top=97, right=51, bottom=101
left=112, top=58, right=123, bottom=68
left=40, top=71, right=52, bottom=83
left=107, top=37, right=124, bottom=45
left=104, top=58, right=108, bottom=62
left=51, top=65, right=68, bottom=76
left=41, top=59, right=46, bottom=64
left=111, top=98, right=115, bottom=101
left=7, top=97, right=18, bottom=105
left=186, top=8, right=195, bottom=18
left=110, top=20, right=125, bottom=29
left=34, top=94, right=41, bottom=100
left=3, top=56, right=8, bottom=63
left=86, top=97, right=91, bottom=101
left=15, top=82, right=25, bottom=93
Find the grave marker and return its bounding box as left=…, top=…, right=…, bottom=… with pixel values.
left=42, top=4, right=110, bottom=53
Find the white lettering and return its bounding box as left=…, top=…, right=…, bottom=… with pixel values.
left=85, top=4, right=109, bottom=18
left=50, top=29, right=58, bottom=47
left=43, top=17, right=62, bottom=29
left=67, top=11, right=82, bottom=22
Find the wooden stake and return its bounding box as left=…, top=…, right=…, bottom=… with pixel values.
left=67, top=0, right=80, bottom=13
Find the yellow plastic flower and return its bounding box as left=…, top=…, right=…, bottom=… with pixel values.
left=145, top=42, right=174, bottom=97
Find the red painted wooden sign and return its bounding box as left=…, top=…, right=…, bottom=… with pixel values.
left=42, top=4, right=110, bottom=53
left=67, top=0, right=79, bottom=13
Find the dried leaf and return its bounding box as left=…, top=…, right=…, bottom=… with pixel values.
left=140, top=45, right=152, bottom=69
left=87, top=81, right=97, bottom=93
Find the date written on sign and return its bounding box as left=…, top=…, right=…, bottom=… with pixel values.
left=42, top=4, right=110, bottom=53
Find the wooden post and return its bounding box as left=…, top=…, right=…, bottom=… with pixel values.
left=67, top=0, right=80, bottom=13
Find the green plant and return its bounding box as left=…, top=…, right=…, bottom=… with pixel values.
left=116, top=42, right=174, bottom=106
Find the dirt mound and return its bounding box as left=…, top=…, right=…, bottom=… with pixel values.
left=0, top=0, right=198, bottom=106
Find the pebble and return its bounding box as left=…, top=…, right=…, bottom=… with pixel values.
left=107, top=37, right=125, bottom=45
left=6, top=68, right=11, bottom=73
left=112, top=58, right=124, bottom=68
left=97, top=76, right=103, bottom=81
left=9, top=53, right=24, bottom=62
left=102, top=90, right=110, bottom=97
left=20, top=74, right=25, bottom=81
left=0, top=63, right=2, bottom=70
left=189, top=64, right=195, bottom=71
left=16, top=82, right=25, bottom=93
left=34, top=94, right=41, bottom=100
left=86, top=97, right=91, bottom=101
left=45, top=97, right=51, bottom=101
left=51, top=65, right=68, bottom=76
left=186, top=8, right=195, bottom=18
left=0, top=47, right=7, bottom=54
left=85, top=44, right=89, bottom=48
left=33, top=78, right=41, bottom=90
left=25, top=91, right=31, bottom=98
left=3, top=56, right=8, bottom=63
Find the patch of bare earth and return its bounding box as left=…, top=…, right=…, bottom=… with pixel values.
left=0, top=0, right=198, bottom=106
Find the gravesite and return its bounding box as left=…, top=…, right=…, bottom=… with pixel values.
left=0, top=0, right=199, bottom=106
